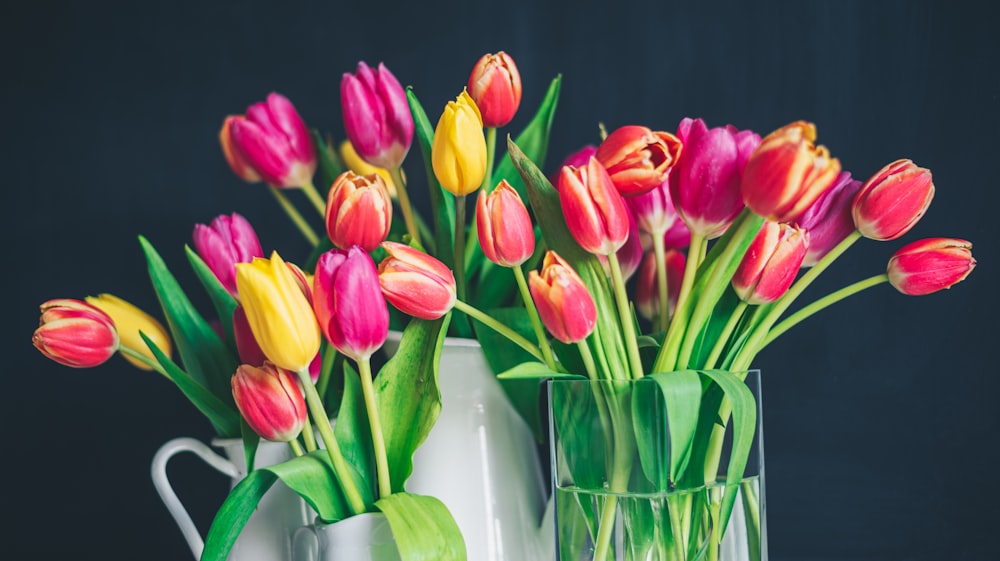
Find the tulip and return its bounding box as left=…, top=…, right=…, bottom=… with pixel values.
left=669, top=118, right=761, bottom=239
left=232, top=304, right=268, bottom=368
left=476, top=180, right=535, bottom=267
left=741, top=121, right=841, bottom=224
left=887, top=238, right=975, bottom=296
left=528, top=251, right=597, bottom=344
left=853, top=159, right=934, bottom=241
left=662, top=217, right=692, bottom=250
left=313, top=247, right=389, bottom=362
left=325, top=171, right=393, bottom=252
left=432, top=90, right=488, bottom=196
left=731, top=222, right=810, bottom=305
left=341, top=61, right=414, bottom=170
left=597, top=206, right=643, bottom=281
left=192, top=212, right=264, bottom=297
left=635, top=249, right=686, bottom=322
left=231, top=362, right=307, bottom=442
left=378, top=242, right=457, bottom=320
left=797, top=171, right=864, bottom=266
left=85, top=294, right=171, bottom=371
left=557, top=156, right=631, bottom=256
left=627, top=178, right=681, bottom=238
left=225, top=93, right=317, bottom=188
left=339, top=139, right=397, bottom=198
left=596, top=125, right=683, bottom=197
left=33, top=299, right=119, bottom=368
left=219, top=116, right=261, bottom=183
left=467, top=51, right=522, bottom=128
left=235, top=252, right=321, bottom=373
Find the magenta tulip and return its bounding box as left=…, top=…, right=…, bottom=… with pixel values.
left=853, top=159, right=934, bottom=241
left=557, top=156, right=630, bottom=256
left=797, top=171, right=864, bottom=266
left=33, top=299, right=119, bottom=368
left=313, top=247, right=389, bottom=362
left=732, top=222, right=809, bottom=305
left=231, top=362, right=307, bottom=442
left=341, top=61, right=414, bottom=170
left=887, top=238, right=975, bottom=296
left=226, top=93, right=317, bottom=188
left=193, top=213, right=264, bottom=297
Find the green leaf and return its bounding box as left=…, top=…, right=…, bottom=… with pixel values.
left=406, top=88, right=455, bottom=266
left=184, top=245, right=238, bottom=353
left=376, top=492, right=466, bottom=561
left=139, top=236, right=238, bottom=405
left=642, top=371, right=702, bottom=484
left=141, top=333, right=240, bottom=437
left=334, top=361, right=376, bottom=499
left=239, top=418, right=260, bottom=473
left=312, top=129, right=346, bottom=190
left=375, top=315, right=451, bottom=492
left=497, top=361, right=581, bottom=380
left=491, top=75, right=562, bottom=202
left=201, top=469, right=278, bottom=561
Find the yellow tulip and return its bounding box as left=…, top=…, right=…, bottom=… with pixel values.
left=338, top=140, right=398, bottom=198
left=235, top=252, right=321, bottom=372
left=85, top=293, right=172, bottom=371
left=431, top=89, right=487, bottom=196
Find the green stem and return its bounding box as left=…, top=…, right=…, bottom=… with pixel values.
left=608, top=252, right=644, bottom=380
left=704, top=301, right=749, bottom=370
left=731, top=231, right=862, bottom=371
left=481, top=127, right=497, bottom=192
left=576, top=341, right=599, bottom=381
left=295, top=369, right=366, bottom=515
left=742, top=480, right=762, bottom=561
left=300, top=417, right=318, bottom=452
left=389, top=166, right=421, bottom=246
left=592, top=492, right=619, bottom=561
left=268, top=186, right=320, bottom=246
left=652, top=232, right=670, bottom=333
left=763, top=273, right=888, bottom=349
left=453, top=299, right=544, bottom=361
left=288, top=439, right=304, bottom=457
left=118, top=345, right=168, bottom=376
left=454, top=194, right=468, bottom=302
left=316, top=344, right=337, bottom=403
left=358, top=358, right=392, bottom=499
left=513, top=265, right=557, bottom=370
left=300, top=179, right=328, bottom=217
left=655, top=233, right=707, bottom=373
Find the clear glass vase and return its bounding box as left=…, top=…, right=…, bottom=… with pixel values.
left=549, top=371, right=766, bottom=561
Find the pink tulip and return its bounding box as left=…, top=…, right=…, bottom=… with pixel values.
left=797, top=171, right=864, bottom=266
left=467, top=51, right=522, bottom=128
left=741, top=121, right=841, bottom=224
left=477, top=180, right=535, bottom=267
left=529, top=251, right=597, bottom=344
left=231, top=362, right=307, bottom=442
left=662, top=217, right=692, bottom=250
left=732, top=222, right=809, bottom=305
left=669, top=118, right=761, bottom=239
left=557, top=156, right=630, bottom=256
left=627, top=178, right=681, bottom=238
left=341, top=61, right=414, bottom=170
left=635, top=249, right=686, bottom=322
left=219, top=116, right=262, bottom=183
left=559, top=144, right=598, bottom=171
left=234, top=304, right=323, bottom=382
left=596, top=125, right=683, bottom=197
left=597, top=206, right=643, bottom=281
left=33, top=299, right=119, bottom=368
left=325, top=171, right=393, bottom=252
left=226, top=93, right=317, bottom=188
left=378, top=242, right=456, bottom=320
left=887, top=238, right=975, bottom=296
left=853, top=159, right=934, bottom=241
left=313, top=247, right=389, bottom=362
left=193, top=213, right=264, bottom=297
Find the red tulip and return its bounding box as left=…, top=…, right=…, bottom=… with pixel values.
left=529, top=251, right=597, bottom=344
left=887, top=238, right=975, bottom=296
left=853, top=159, right=934, bottom=241
left=341, top=61, right=414, bottom=170
left=378, top=242, right=456, bottom=320
left=732, top=222, right=809, bottom=305
left=325, top=171, right=393, bottom=252
left=596, top=125, right=683, bottom=196
left=557, top=156, right=630, bottom=256
left=193, top=213, right=264, bottom=297
left=313, top=247, right=389, bottom=362
left=225, top=93, right=317, bottom=188
left=231, top=362, right=307, bottom=442
left=467, top=51, right=522, bottom=128
left=635, top=249, right=686, bottom=322
left=33, top=299, right=119, bottom=368
left=476, top=180, right=535, bottom=267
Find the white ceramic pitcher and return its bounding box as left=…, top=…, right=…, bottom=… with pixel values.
left=151, top=437, right=311, bottom=560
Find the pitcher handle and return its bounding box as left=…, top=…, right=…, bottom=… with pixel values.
left=291, top=525, right=319, bottom=561
left=151, top=437, right=241, bottom=560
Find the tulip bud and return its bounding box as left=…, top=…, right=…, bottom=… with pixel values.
left=627, top=178, right=681, bottom=238
left=662, top=217, right=692, bottom=250
left=219, top=116, right=261, bottom=183
left=596, top=125, right=682, bottom=197
left=670, top=118, right=761, bottom=239
left=741, top=121, right=841, bottom=224
left=378, top=242, right=457, bottom=320
left=33, top=299, right=119, bottom=368
left=557, top=156, right=631, bottom=256
left=341, top=61, right=414, bottom=170
left=476, top=180, right=535, bottom=267
left=325, top=171, right=393, bottom=252
left=467, top=51, right=522, bottom=128
left=732, top=222, right=809, bottom=305
left=339, top=139, right=397, bottom=198
left=85, top=294, right=172, bottom=371
left=432, top=90, right=488, bottom=196
left=226, top=93, right=317, bottom=189
left=887, top=238, right=975, bottom=296
left=192, top=212, right=264, bottom=297
left=853, top=159, right=934, bottom=241
left=597, top=206, right=643, bottom=281
left=635, top=249, right=686, bottom=322
left=528, top=251, right=597, bottom=344
left=231, top=362, right=307, bottom=442
left=797, top=171, right=864, bottom=266
left=235, top=252, right=321, bottom=373
left=313, top=247, right=389, bottom=362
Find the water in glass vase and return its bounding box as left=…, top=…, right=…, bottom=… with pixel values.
left=554, top=476, right=763, bottom=561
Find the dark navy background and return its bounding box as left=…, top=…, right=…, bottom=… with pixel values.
left=4, top=1, right=997, bottom=559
